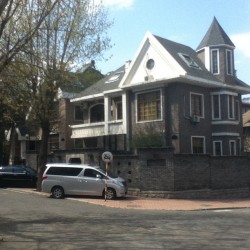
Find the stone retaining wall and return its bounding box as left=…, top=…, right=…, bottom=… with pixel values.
left=111, top=148, right=250, bottom=198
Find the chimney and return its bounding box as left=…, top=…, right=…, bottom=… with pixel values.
left=125, top=60, right=131, bottom=71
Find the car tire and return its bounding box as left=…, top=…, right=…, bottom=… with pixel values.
left=51, top=186, right=64, bottom=199
left=106, top=188, right=116, bottom=200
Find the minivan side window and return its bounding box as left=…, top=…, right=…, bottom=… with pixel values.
left=84, top=169, right=103, bottom=178
left=46, top=167, right=83, bottom=176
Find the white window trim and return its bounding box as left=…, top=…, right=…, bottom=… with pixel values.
left=191, top=136, right=206, bottom=154
left=135, top=89, right=163, bottom=123
left=228, top=95, right=235, bottom=120
left=212, top=121, right=239, bottom=125
left=229, top=140, right=236, bottom=156
left=190, top=92, right=204, bottom=118
left=211, top=94, right=221, bottom=120
left=226, top=49, right=233, bottom=75
left=212, top=132, right=239, bottom=137
left=211, top=91, right=237, bottom=96
left=211, top=49, right=220, bottom=75
left=213, top=140, right=223, bottom=156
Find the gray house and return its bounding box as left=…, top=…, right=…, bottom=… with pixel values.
left=70, top=17, right=250, bottom=157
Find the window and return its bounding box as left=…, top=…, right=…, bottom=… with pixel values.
left=146, top=59, right=155, bottom=70
left=213, top=141, right=222, bottom=156
left=137, top=90, right=161, bottom=122
left=90, top=104, right=104, bottom=123
left=46, top=167, right=83, bottom=176
left=111, top=97, right=122, bottom=120
left=190, top=93, right=204, bottom=117
left=228, top=95, right=235, bottom=119
left=105, top=73, right=121, bottom=83
left=84, top=168, right=103, bottom=178
left=226, top=50, right=233, bottom=75
left=13, top=167, right=26, bottom=174
left=229, top=140, right=236, bottom=156
left=212, top=94, right=220, bottom=119
left=75, top=105, right=83, bottom=121
left=117, top=101, right=122, bottom=120
left=178, top=53, right=201, bottom=69
left=192, top=137, right=205, bottom=154
left=211, top=49, right=219, bottom=74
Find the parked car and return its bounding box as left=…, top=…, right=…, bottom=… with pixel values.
left=0, top=165, right=37, bottom=188
left=42, top=163, right=127, bottom=200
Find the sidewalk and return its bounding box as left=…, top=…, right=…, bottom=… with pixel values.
left=12, top=188, right=250, bottom=211
left=68, top=195, right=250, bottom=211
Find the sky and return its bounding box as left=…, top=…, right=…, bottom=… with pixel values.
left=95, top=0, right=250, bottom=85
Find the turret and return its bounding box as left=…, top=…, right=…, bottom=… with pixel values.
left=196, top=17, right=236, bottom=85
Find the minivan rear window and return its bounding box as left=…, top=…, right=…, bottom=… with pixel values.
left=46, top=167, right=83, bottom=176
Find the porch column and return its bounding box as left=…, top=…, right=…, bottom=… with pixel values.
left=122, top=92, right=130, bottom=151
left=104, top=96, right=111, bottom=135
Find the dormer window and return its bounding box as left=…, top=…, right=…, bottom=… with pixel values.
left=226, top=49, right=233, bottom=75
left=178, top=53, right=201, bottom=69
left=105, top=72, right=121, bottom=83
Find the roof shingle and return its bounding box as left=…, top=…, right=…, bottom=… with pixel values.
left=196, top=17, right=235, bottom=50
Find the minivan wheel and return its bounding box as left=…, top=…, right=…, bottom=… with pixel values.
left=51, top=186, right=64, bottom=199
left=105, top=188, right=116, bottom=200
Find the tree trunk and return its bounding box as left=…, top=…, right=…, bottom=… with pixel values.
left=36, top=121, right=50, bottom=191
left=9, top=125, right=17, bottom=165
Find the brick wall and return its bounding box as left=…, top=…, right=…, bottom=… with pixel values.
left=110, top=148, right=250, bottom=196
left=210, top=157, right=250, bottom=189
left=27, top=148, right=250, bottom=198
left=173, top=154, right=210, bottom=191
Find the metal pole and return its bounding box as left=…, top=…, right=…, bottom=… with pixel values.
left=105, top=162, right=108, bottom=201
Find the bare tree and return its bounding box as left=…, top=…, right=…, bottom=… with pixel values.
left=0, top=0, right=61, bottom=164
left=0, top=0, right=61, bottom=72
left=21, top=0, right=112, bottom=189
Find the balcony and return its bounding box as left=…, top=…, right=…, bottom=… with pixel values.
left=71, top=120, right=125, bottom=138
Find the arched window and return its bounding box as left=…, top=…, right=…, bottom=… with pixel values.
left=90, top=104, right=104, bottom=123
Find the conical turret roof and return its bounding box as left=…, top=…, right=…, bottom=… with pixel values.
left=197, top=17, right=235, bottom=51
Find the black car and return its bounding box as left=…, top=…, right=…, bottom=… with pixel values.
left=0, top=165, right=37, bottom=188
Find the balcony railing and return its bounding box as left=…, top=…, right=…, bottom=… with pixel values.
left=71, top=120, right=125, bottom=138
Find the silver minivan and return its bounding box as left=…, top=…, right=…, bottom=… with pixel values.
left=42, top=163, right=127, bottom=200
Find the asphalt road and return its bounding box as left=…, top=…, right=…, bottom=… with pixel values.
left=1, top=188, right=250, bottom=249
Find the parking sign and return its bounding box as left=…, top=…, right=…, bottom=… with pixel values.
left=102, top=151, right=113, bottom=163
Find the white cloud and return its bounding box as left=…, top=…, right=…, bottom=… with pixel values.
left=231, top=33, right=250, bottom=58
left=95, top=0, right=134, bottom=9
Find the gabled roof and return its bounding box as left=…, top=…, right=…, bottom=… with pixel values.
left=154, top=35, right=219, bottom=82
left=119, top=32, right=221, bottom=88
left=197, top=17, right=235, bottom=51
left=71, top=65, right=125, bottom=102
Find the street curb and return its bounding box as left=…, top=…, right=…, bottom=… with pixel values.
left=5, top=188, right=250, bottom=211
